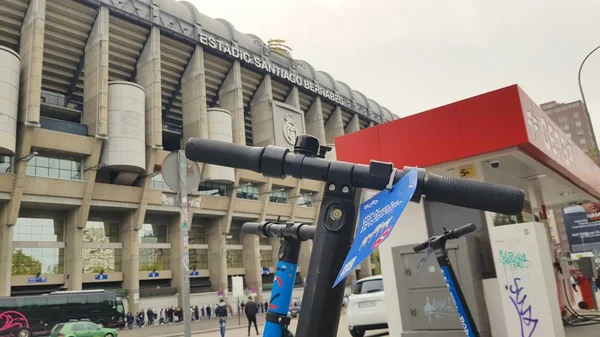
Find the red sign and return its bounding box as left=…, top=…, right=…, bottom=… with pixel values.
left=336, top=85, right=600, bottom=200
left=517, top=87, right=600, bottom=197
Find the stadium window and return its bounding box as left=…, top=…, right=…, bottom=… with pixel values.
left=26, top=155, right=82, bottom=180
left=563, top=125, right=569, bottom=131
left=580, top=139, right=586, bottom=145
left=558, top=116, right=568, bottom=122
left=236, top=183, right=259, bottom=200
left=575, top=121, right=582, bottom=127
left=573, top=113, right=580, bottom=119
left=151, top=174, right=170, bottom=190
left=269, top=188, right=288, bottom=204
left=198, top=182, right=228, bottom=196
left=297, top=192, right=314, bottom=207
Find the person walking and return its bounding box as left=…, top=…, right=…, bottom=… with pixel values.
left=126, top=312, right=134, bottom=330
left=244, top=296, right=260, bottom=336
left=215, top=299, right=229, bottom=337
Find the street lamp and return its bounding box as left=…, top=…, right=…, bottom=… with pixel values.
left=578, top=45, right=600, bottom=159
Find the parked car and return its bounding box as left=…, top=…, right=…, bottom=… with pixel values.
left=49, top=320, right=119, bottom=337
left=289, top=299, right=302, bottom=318
left=346, top=275, right=387, bottom=337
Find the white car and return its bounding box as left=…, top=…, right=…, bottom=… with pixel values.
left=346, top=275, right=388, bottom=337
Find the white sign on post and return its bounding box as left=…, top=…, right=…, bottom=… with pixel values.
left=490, top=222, right=565, bottom=337
left=232, top=276, right=244, bottom=298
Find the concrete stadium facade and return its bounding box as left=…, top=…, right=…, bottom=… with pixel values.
left=0, top=0, right=394, bottom=311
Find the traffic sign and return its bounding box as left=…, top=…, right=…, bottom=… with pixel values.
left=333, top=167, right=418, bottom=287
left=232, top=276, right=244, bottom=298
left=161, top=151, right=201, bottom=193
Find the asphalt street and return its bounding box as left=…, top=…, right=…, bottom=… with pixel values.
left=118, top=313, right=389, bottom=337
left=116, top=311, right=599, bottom=336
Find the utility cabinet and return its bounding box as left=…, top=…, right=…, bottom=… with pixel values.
left=391, top=237, right=491, bottom=337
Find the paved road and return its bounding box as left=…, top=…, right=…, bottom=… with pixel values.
left=118, top=313, right=389, bottom=337
left=117, top=312, right=599, bottom=337
left=119, top=314, right=268, bottom=337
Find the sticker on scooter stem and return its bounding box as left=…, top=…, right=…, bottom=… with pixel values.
left=274, top=276, right=283, bottom=287
left=333, top=167, right=418, bottom=287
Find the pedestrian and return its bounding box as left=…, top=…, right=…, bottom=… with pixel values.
left=147, top=308, right=154, bottom=325
left=195, top=305, right=200, bottom=321
left=137, top=310, right=144, bottom=328
left=244, top=296, right=260, bottom=336
left=215, top=299, right=229, bottom=337
left=206, top=304, right=212, bottom=319
left=159, top=309, right=165, bottom=324
left=201, top=306, right=205, bottom=319
left=126, top=312, right=134, bottom=330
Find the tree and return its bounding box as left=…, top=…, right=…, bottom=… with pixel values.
left=45, top=264, right=61, bottom=274
left=371, top=250, right=382, bottom=275
left=12, top=249, right=42, bottom=275
left=585, top=148, right=599, bottom=165
left=493, top=213, right=515, bottom=226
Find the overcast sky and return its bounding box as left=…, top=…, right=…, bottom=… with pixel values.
left=188, top=0, right=600, bottom=136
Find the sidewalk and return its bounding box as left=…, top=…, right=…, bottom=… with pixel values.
left=120, top=314, right=267, bottom=337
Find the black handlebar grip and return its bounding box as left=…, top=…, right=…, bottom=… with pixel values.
left=450, top=223, right=477, bottom=239
left=185, top=138, right=264, bottom=173
left=413, top=242, right=429, bottom=253
left=241, top=222, right=263, bottom=235
left=298, top=225, right=316, bottom=241
left=425, top=173, right=524, bottom=215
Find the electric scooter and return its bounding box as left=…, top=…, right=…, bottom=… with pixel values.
left=185, top=134, right=525, bottom=337
left=413, top=223, right=480, bottom=337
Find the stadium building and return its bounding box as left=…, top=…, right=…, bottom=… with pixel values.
left=0, top=0, right=395, bottom=310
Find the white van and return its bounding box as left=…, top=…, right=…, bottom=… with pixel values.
left=346, top=275, right=388, bottom=337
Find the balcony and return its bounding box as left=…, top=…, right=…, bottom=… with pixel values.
left=40, top=116, right=87, bottom=136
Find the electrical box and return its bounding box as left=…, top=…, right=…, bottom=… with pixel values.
left=391, top=237, right=491, bottom=337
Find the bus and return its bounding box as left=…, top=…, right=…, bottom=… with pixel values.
left=0, top=289, right=125, bottom=337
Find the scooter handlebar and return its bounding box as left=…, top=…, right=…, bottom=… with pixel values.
left=185, top=138, right=525, bottom=215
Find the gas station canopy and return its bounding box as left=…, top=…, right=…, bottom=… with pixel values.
left=335, top=85, right=600, bottom=208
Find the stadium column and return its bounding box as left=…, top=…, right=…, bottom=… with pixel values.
left=120, top=25, right=163, bottom=313
left=219, top=61, right=245, bottom=145
left=249, top=74, right=277, bottom=297
left=121, top=211, right=141, bottom=313
left=325, top=106, right=344, bottom=145
left=168, top=213, right=186, bottom=305
left=284, top=87, right=312, bottom=282
left=217, top=60, right=244, bottom=298
left=64, top=4, right=109, bottom=291
left=0, top=0, right=46, bottom=296
left=305, top=97, right=327, bottom=144
left=345, top=114, right=360, bottom=134
left=207, top=217, right=228, bottom=297
left=177, top=44, right=207, bottom=305
left=182, top=44, right=208, bottom=143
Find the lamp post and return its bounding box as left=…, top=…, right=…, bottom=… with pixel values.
left=578, top=45, right=600, bottom=161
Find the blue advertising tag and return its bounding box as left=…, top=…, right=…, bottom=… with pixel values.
left=333, top=167, right=418, bottom=287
